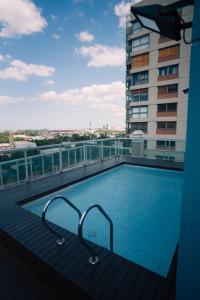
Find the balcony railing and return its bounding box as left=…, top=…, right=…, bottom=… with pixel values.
left=0, top=138, right=185, bottom=189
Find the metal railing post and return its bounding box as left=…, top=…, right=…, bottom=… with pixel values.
left=115, top=139, right=117, bottom=156
left=30, top=158, right=33, bottom=180
left=67, top=149, right=70, bottom=167
left=75, top=148, right=77, bottom=165
left=59, top=145, right=63, bottom=172
left=101, top=141, right=104, bottom=160
left=78, top=204, right=113, bottom=265
left=24, top=150, right=29, bottom=182
left=0, top=164, right=3, bottom=188
left=83, top=143, right=86, bottom=164
left=42, top=155, right=45, bottom=175
left=16, top=160, right=19, bottom=184
left=52, top=154, right=54, bottom=174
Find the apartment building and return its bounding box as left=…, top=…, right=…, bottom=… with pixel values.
left=126, top=0, right=193, bottom=159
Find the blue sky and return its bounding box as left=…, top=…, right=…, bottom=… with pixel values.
left=0, top=0, right=134, bottom=130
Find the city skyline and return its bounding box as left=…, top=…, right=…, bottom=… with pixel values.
left=0, top=0, right=141, bottom=130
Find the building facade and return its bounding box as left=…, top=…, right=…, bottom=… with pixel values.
left=126, top=0, right=193, bottom=160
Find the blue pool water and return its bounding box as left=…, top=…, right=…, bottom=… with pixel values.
left=23, top=164, right=183, bottom=277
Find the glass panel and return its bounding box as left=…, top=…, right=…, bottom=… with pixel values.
left=158, top=104, right=166, bottom=112
left=157, top=122, right=165, bottom=129
left=132, top=21, right=142, bottom=32
left=133, top=107, right=139, bottom=113
left=168, top=84, right=178, bottom=93
left=140, top=106, right=148, bottom=112
left=140, top=94, right=148, bottom=101
left=133, top=95, right=140, bottom=101
left=167, top=103, right=177, bottom=111
left=140, top=113, right=147, bottom=118
left=167, top=122, right=176, bottom=129
left=159, top=67, right=167, bottom=76
left=132, top=35, right=149, bottom=51
left=132, top=113, right=139, bottom=118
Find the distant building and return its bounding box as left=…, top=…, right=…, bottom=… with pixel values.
left=14, top=141, right=36, bottom=149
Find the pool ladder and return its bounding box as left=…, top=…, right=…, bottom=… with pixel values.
left=42, top=195, right=113, bottom=265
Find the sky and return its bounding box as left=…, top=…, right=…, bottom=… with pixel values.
left=0, top=0, right=139, bottom=130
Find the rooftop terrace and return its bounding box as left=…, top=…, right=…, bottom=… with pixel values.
left=0, top=138, right=184, bottom=299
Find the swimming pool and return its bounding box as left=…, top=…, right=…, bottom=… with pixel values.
left=23, top=164, right=183, bottom=277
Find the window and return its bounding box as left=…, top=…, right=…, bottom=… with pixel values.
left=159, top=64, right=178, bottom=76
left=158, top=84, right=178, bottom=98
left=132, top=71, right=148, bottom=85
left=158, top=45, right=180, bottom=62
left=126, top=80, right=131, bottom=89
left=130, top=106, right=148, bottom=119
left=132, top=122, right=148, bottom=133
left=158, top=103, right=177, bottom=112
left=132, top=53, right=149, bottom=69
left=157, top=122, right=176, bottom=129
left=132, top=35, right=149, bottom=52
left=126, top=40, right=132, bottom=49
left=132, top=88, right=148, bottom=102
left=156, top=140, right=176, bottom=150
left=126, top=64, right=131, bottom=76
left=168, top=84, right=178, bottom=93
left=132, top=21, right=142, bottom=33
left=126, top=50, right=131, bottom=60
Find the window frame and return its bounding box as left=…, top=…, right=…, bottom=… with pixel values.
left=132, top=88, right=148, bottom=102
left=159, top=64, right=179, bottom=77
left=156, top=140, right=176, bottom=150
left=132, top=20, right=142, bottom=33
left=157, top=121, right=176, bottom=129
left=132, top=34, right=149, bottom=52
left=132, top=71, right=149, bottom=86
left=131, top=105, right=148, bottom=119
left=157, top=103, right=177, bottom=112
left=131, top=122, right=148, bottom=133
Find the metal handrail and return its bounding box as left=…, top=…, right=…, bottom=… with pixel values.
left=78, top=204, right=113, bottom=265
left=42, top=195, right=81, bottom=246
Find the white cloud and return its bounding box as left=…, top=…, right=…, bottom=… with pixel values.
left=0, top=0, right=47, bottom=38
left=43, top=80, right=55, bottom=86
left=77, top=31, right=95, bottom=42
left=0, top=55, right=5, bottom=62
left=76, top=44, right=125, bottom=67
left=0, top=54, right=12, bottom=62
left=114, top=1, right=130, bottom=28
left=40, top=81, right=125, bottom=116
left=0, top=59, right=55, bottom=81
left=114, top=0, right=142, bottom=28
left=52, top=34, right=60, bottom=40
left=0, top=95, right=17, bottom=104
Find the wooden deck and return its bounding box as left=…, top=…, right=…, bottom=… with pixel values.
left=0, top=157, right=181, bottom=299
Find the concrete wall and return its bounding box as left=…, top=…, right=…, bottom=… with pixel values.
left=176, top=1, right=200, bottom=299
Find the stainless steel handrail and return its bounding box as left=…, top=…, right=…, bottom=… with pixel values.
left=42, top=195, right=81, bottom=246
left=78, top=204, right=113, bottom=265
